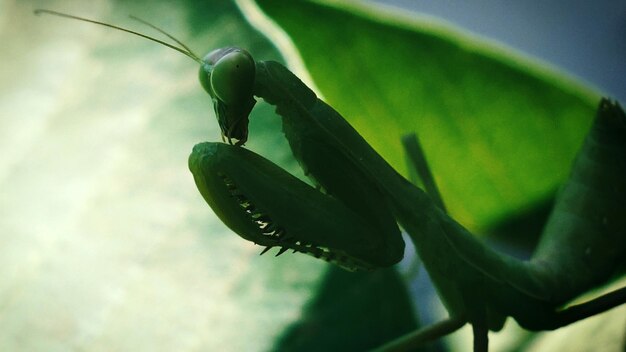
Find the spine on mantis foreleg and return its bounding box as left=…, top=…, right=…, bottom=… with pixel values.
left=529, top=99, right=626, bottom=304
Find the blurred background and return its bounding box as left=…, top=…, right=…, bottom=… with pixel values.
left=0, top=0, right=624, bottom=351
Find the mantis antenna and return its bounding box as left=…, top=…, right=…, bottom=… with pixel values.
left=128, top=15, right=200, bottom=61
left=35, top=8, right=258, bottom=146
left=33, top=9, right=203, bottom=65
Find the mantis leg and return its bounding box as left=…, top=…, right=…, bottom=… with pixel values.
left=371, top=317, right=466, bottom=352
left=538, top=286, right=626, bottom=330
left=472, top=324, right=488, bottom=352
left=401, top=133, right=447, bottom=213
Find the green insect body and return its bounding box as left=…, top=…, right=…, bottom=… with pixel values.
left=33, top=9, right=625, bottom=350
left=236, top=59, right=538, bottom=331
left=196, top=54, right=626, bottom=337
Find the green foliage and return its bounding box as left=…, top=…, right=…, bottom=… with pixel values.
left=254, top=0, right=599, bottom=230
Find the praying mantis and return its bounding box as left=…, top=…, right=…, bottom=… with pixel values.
left=35, top=9, right=626, bottom=352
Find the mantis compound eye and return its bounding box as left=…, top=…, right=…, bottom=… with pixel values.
left=205, top=48, right=255, bottom=105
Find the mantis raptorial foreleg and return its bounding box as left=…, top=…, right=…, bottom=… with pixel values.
left=35, top=10, right=626, bottom=351
left=373, top=317, right=466, bottom=352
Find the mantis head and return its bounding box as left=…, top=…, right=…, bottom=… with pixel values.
left=198, top=48, right=256, bottom=146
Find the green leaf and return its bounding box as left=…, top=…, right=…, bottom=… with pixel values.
left=251, top=0, right=599, bottom=231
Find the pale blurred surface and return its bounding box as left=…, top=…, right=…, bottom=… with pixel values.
left=0, top=1, right=324, bottom=351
